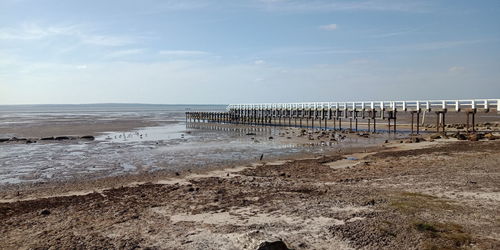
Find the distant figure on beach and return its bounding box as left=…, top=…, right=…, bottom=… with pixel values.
left=260, top=154, right=264, bottom=161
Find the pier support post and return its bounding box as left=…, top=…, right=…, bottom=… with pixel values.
left=416, top=111, right=420, bottom=135
left=411, top=112, right=414, bottom=135
left=442, top=112, right=446, bottom=134
left=466, top=112, right=470, bottom=132
left=436, top=112, right=440, bottom=133
left=472, top=111, right=476, bottom=132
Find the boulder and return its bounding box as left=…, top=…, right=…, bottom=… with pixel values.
left=257, top=240, right=290, bottom=250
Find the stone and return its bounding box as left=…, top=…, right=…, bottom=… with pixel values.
left=484, top=133, right=497, bottom=140
left=246, top=133, right=256, bottom=136
left=40, top=137, right=55, bottom=141
left=456, top=133, right=468, bottom=140
left=468, top=133, right=479, bottom=141
left=0, top=138, right=9, bottom=143
left=81, top=135, right=95, bottom=140
left=40, top=209, right=51, bottom=216
left=257, top=240, right=290, bottom=250
left=55, top=136, right=70, bottom=141
left=430, top=134, right=441, bottom=140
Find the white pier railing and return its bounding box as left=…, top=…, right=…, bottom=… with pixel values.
left=227, top=99, right=499, bottom=112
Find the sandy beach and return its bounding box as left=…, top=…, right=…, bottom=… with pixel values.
left=1, top=134, right=499, bottom=249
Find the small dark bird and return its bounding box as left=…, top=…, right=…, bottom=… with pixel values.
left=260, top=154, right=264, bottom=161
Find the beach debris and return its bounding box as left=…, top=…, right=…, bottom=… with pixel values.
left=268, top=136, right=274, bottom=140
left=246, top=132, right=256, bottom=136
left=260, top=154, right=264, bottom=161
left=346, top=156, right=358, bottom=161
left=257, top=240, right=290, bottom=250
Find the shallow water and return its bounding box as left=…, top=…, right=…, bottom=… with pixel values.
left=0, top=105, right=400, bottom=185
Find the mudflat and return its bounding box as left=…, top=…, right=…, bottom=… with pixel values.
left=1, top=138, right=499, bottom=249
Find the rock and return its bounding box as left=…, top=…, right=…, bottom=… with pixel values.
left=246, top=133, right=256, bottom=136
left=364, top=199, right=376, bottom=206
left=484, top=133, right=497, bottom=140
left=40, top=137, right=55, bottom=141
left=9, top=137, right=27, bottom=142
left=257, top=240, right=290, bottom=250
left=430, top=134, right=441, bottom=140
left=268, top=136, right=274, bottom=140
left=0, top=138, right=9, bottom=143
left=456, top=133, right=468, bottom=140
left=468, top=133, right=480, bottom=141
left=80, top=135, right=95, bottom=140
left=384, top=140, right=389, bottom=143
left=40, top=209, right=51, bottom=216
left=26, top=139, right=37, bottom=144
left=55, top=136, right=70, bottom=141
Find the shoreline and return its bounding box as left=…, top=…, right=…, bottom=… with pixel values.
left=4, top=137, right=499, bottom=249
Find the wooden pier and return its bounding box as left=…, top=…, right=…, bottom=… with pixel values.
left=186, top=99, right=499, bottom=134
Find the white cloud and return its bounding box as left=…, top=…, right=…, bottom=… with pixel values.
left=159, top=50, right=209, bottom=56
left=76, top=65, right=88, bottom=69
left=319, top=24, right=337, bottom=31
left=449, top=66, right=465, bottom=72
left=254, top=60, right=265, bottom=65
left=256, top=0, right=431, bottom=13
left=0, top=22, right=134, bottom=46
left=106, top=49, right=144, bottom=58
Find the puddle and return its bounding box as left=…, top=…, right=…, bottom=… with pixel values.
left=96, top=123, right=190, bottom=143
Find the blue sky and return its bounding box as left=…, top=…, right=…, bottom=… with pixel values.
left=1, top=0, right=499, bottom=104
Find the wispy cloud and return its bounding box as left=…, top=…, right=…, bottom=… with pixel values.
left=319, top=24, right=337, bottom=31
left=0, top=22, right=134, bottom=46
left=449, top=66, right=465, bottom=73
left=106, top=49, right=145, bottom=58
left=257, top=0, right=432, bottom=13
left=266, top=39, right=487, bottom=57
left=159, top=50, right=209, bottom=56
left=369, top=27, right=420, bottom=38
left=254, top=59, right=266, bottom=65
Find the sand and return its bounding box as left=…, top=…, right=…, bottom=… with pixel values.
left=1, top=137, right=499, bottom=249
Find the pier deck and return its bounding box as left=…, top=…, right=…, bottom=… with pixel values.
left=186, top=99, right=499, bottom=134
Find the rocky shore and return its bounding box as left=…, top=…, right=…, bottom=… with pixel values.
left=1, top=136, right=499, bottom=249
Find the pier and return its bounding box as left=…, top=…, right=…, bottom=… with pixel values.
left=186, top=99, right=499, bottom=134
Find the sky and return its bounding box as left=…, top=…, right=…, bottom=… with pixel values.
left=1, top=0, right=499, bottom=105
